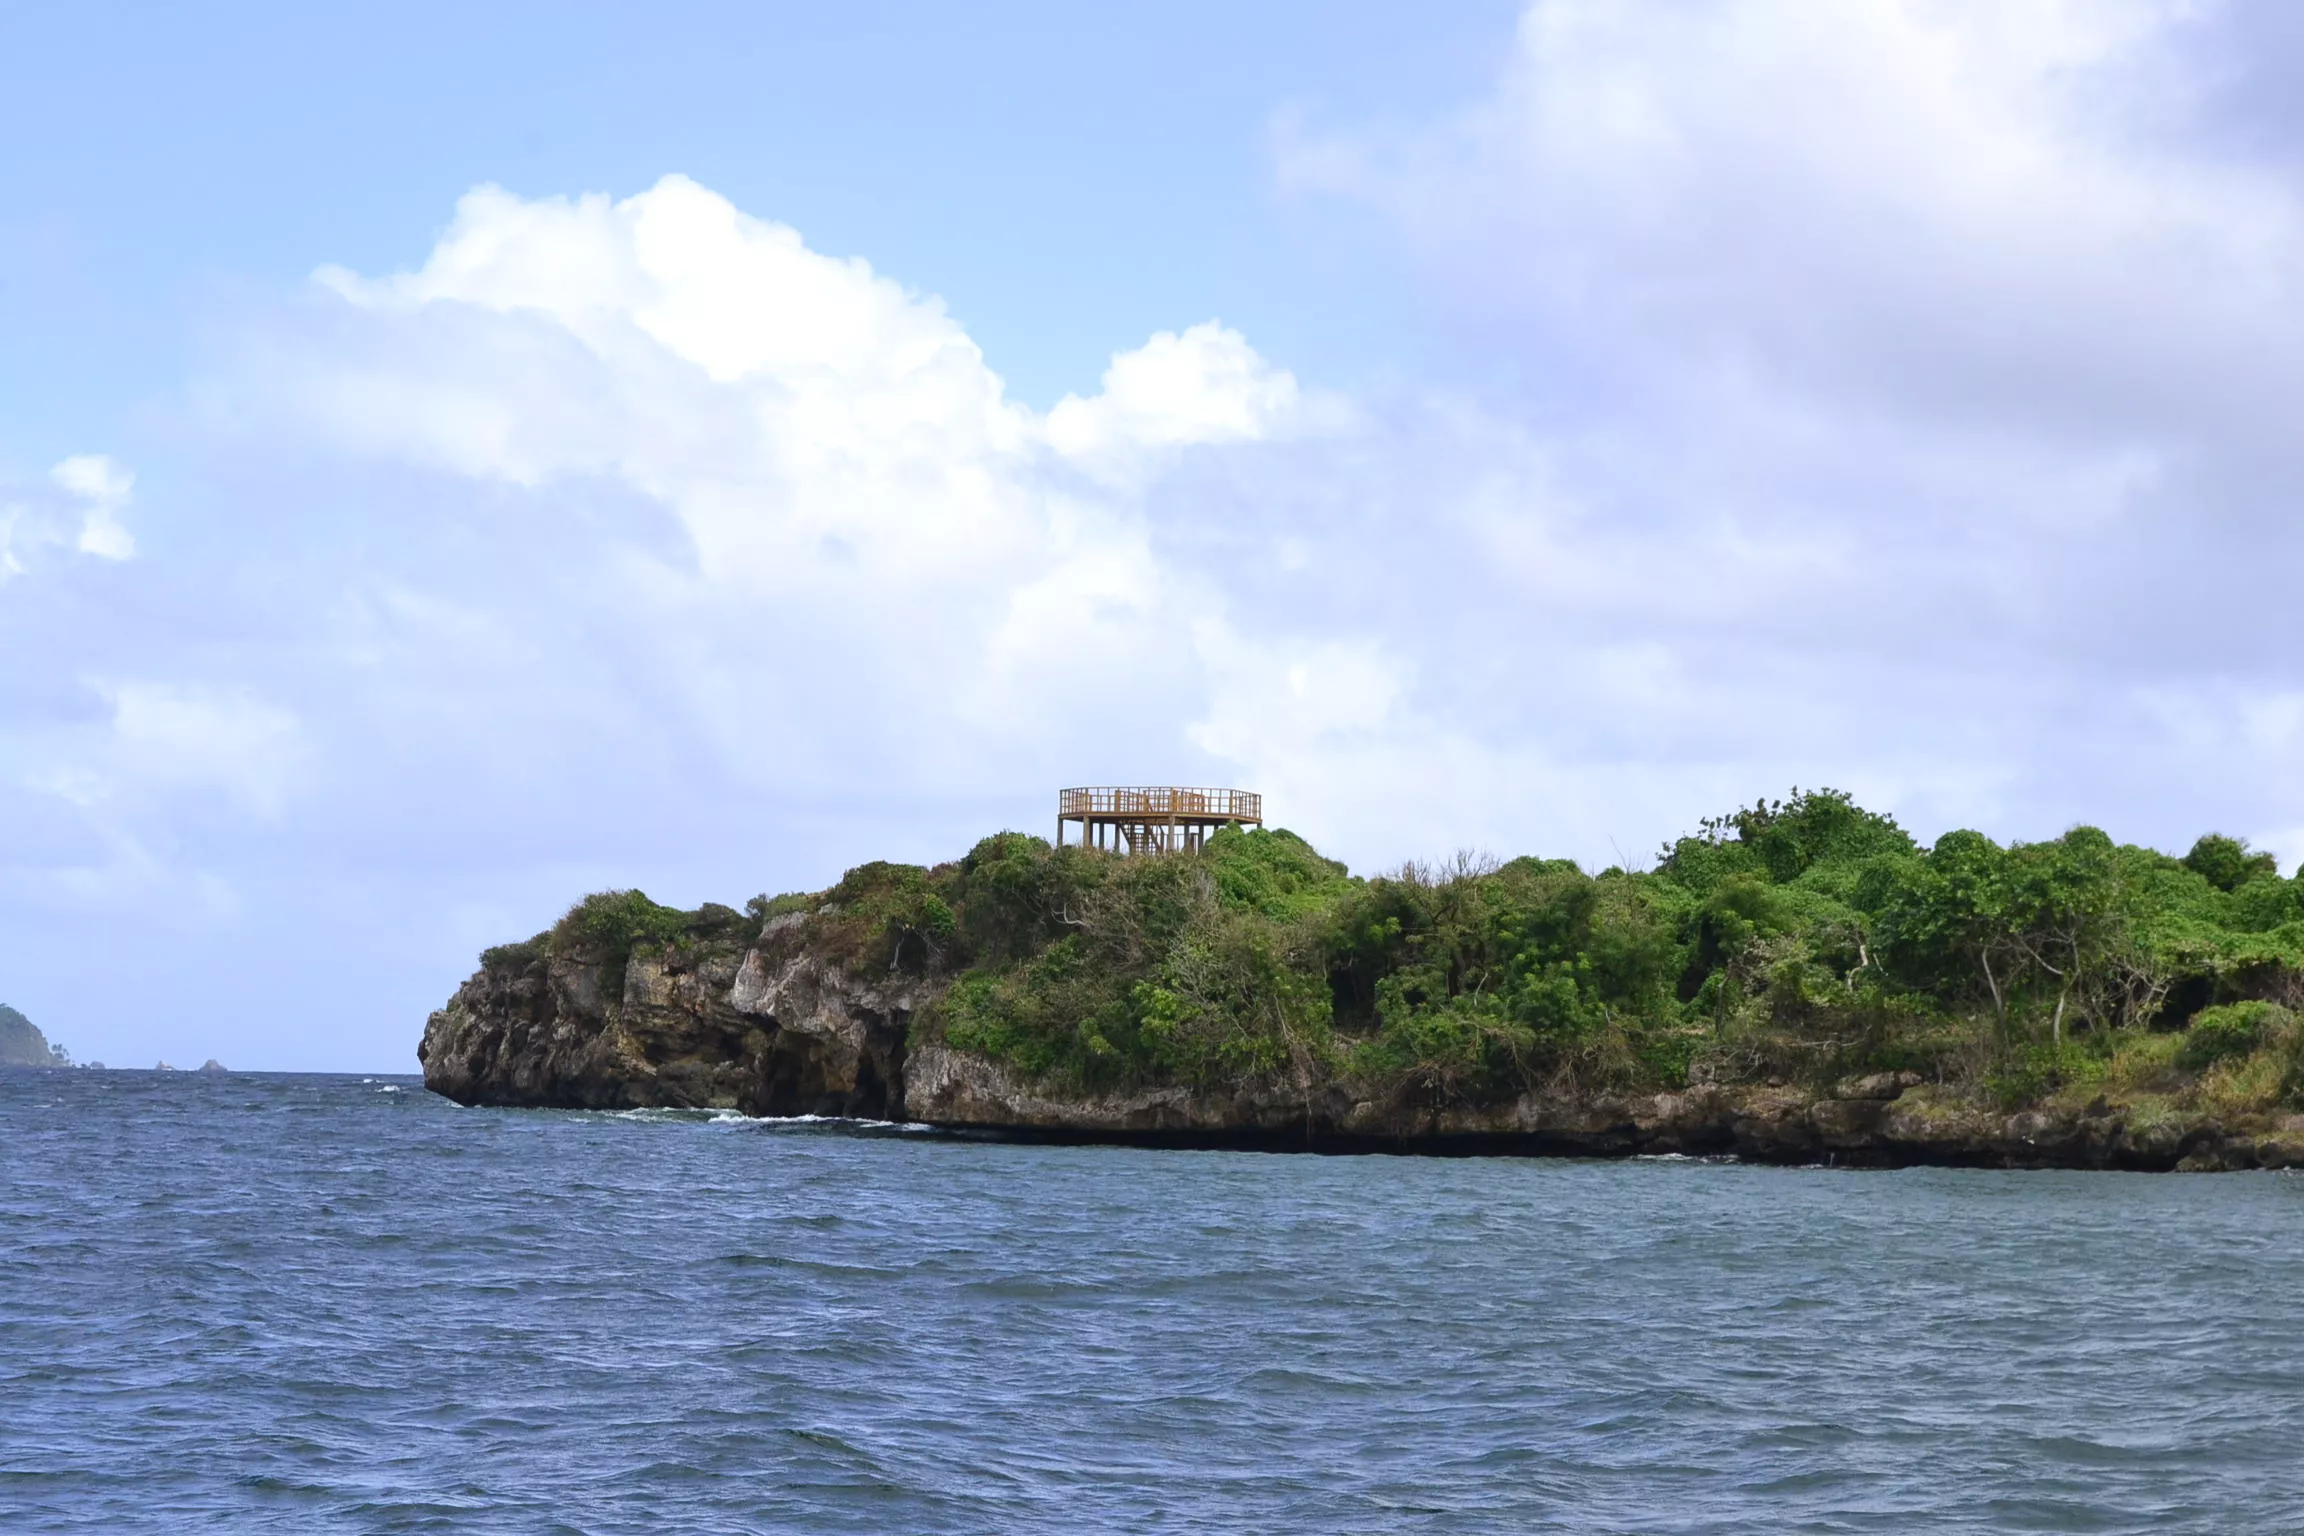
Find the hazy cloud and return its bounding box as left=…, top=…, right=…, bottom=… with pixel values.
left=53, top=455, right=136, bottom=561
left=0, top=454, right=136, bottom=577
left=1270, top=0, right=2304, bottom=857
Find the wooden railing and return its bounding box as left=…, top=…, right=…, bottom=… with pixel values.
left=1059, top=786, right=1262, bottom=822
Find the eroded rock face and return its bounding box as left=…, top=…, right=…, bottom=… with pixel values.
left=728, top=942, right=920, bottom=1119
left=903, top=1045, right=1344, bottom=1141
left=419, top=922, right=914, bottom=1118
left=898, top=1049, right=2304, bottom=1168
left=422, top=934, right=2304, bottom=1170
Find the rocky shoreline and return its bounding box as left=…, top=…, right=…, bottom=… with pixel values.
left=420, top=910, right=2304, bottom=1173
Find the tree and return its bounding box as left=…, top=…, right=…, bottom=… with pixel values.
left=1883, top=830, right=2025, bottom=1030
left=2003, top=828, right=2129, bottom=1047
left=2184, top=834, right=2278, bottom=893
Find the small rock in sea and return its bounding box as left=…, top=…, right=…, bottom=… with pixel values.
left=199, top=1059, right=228, bottom=1075
left=85, top=1061, right=106, bottom=1070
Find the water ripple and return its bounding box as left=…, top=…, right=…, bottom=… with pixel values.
left=5, top=1068, right=2304, bottom=1532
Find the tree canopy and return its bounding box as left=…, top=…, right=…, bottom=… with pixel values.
left=849, top=793, right=2304, bottom=1116
left=519, top=792, right=2304, bottom=1123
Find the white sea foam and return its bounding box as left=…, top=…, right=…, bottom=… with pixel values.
left=590, top=1106, right=934, bottom=1133
left=754, top=1113, right=936, bottom=1134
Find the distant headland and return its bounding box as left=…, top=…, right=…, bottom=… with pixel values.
left=0, top=1004, right=71, bottom=1068
left=420, top=788, right=2304, bottom=1172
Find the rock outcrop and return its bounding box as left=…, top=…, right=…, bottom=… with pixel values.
left=903, top=1047, right=2304, bottom=1169
left=421, top=915, right=916, bottom=1119
left=422, top=925, right=2304, bottom=1171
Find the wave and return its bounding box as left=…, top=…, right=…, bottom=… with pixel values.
left=587, top=1106, right=935, bottom=1133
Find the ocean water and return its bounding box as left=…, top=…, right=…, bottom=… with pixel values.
left=3, top=1071, right=2302, bottom=1534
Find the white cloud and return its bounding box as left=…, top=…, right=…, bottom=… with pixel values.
left=1281, top=0, right=2296, bottom=445
left=1043, top=321, right=1315, bottom=470
left=292, top=177, right=1317, bottom=623
left=54, top=454, right=135, bottom=560
left=1265, top=0, right=2304, bottom=863
left=0, top=456, right=137, bottom=578
left=157, top=173, right=1369, bottom=855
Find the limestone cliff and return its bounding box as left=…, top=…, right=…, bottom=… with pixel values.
left=901, top=1047, right=2304, bottom=1170
left=421, top=914, right=2304, bottom=1172
left=420, top=911, right=918, bottom=1118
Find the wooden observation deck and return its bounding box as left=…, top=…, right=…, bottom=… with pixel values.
left=1058, top=786, right=1262, bottom=854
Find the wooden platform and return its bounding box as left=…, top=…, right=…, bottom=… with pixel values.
left=1057, top=786, right=1262, bottom=854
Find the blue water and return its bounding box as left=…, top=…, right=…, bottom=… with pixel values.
left=5, top=1071, right=2304, bottom=1533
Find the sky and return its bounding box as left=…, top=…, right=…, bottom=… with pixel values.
left=7, top=0, right=2304, bottom=1071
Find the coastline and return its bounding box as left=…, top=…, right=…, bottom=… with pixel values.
left=419, top=879, right=2304, bottom=1174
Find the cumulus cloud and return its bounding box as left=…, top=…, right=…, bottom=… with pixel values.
left=253, top=177, right=1354, bottom=802
left=1272, top=0, right=2304, bottom=859
left=286, top=178, right=1327, bottom=671
left=1043, top=322, right=1316, bottom=471
left=176, top=113, right=2304, bottom=880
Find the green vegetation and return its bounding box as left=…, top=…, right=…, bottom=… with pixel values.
left=900, top=794, right=2304, bottom=1117
left=512, top=889, right=749, bottom=1001
left=502, top=793, right=2304, bottom=1122
left=0, top=1003, right=69, bottom=1067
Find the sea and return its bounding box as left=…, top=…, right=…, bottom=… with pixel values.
left=3, top=1069, right=2302, bottom=1534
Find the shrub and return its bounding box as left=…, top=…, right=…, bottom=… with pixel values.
left=745, top=891, right=816, bottom=933
left=815, top=862, right=960, bottom=974
left=953, top=832, right=1059, bottom=962
left=550, top=890, right=693, bottom=1003
left=1350, top=988, right=1541, bottom=1100
left=1131, top=909, right=1332, bottom=1085
left=937, top=968, right=1078, bottom=1079
left=480, top=933, right=548, bottom=972
left=556, top=889, right=690, bottom=956
left=1204, top=826, right=1351, bottom=920
left=1987, top=1042, right=2083, bottom=1108
left=1659, top=788, right=1915, bottom=887
left=2176, top=1001, right=2290, bottom=1073
left=2195, top=1050, right=2288, bottom=1118
left=2097, top=1028, right=2186, bottom=1094
left=2183, top=834, right=2279, bottom=894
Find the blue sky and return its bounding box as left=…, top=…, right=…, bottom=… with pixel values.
left=8, top=0, right=2304, bottom=1070
left=1, top=1, right=1516, bottom=450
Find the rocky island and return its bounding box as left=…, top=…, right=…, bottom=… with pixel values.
left=421, top=792, right=2304, bottom=1171
left=0, top=1004, right=70, bottom=1068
